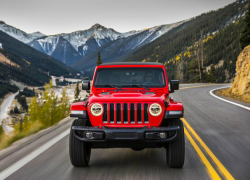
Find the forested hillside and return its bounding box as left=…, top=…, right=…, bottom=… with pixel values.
left=125, top=0, right=249, bottom=83
left=0, top=31, right=77, bottom=98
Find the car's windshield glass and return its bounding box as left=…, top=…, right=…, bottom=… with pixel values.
left=94, top=68, right=166, bottom=88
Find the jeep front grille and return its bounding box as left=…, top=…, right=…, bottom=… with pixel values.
left=102, top=103, right=149, bottom=124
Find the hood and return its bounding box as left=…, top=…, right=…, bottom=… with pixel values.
left=88, top=90, right=166, bottom=104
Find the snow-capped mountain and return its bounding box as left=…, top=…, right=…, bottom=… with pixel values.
left=0, top=21, right=45, bottom=43
left=122, top=30, right=142, bottom=38
left=28, top=31, right=46, bottom=40
left=28, top=22, right=184, bottom=66
left=62, top=24, right=124, bottom=53
left=72, top=21, right=185, bottom=71
left=0, top=21, right=184, bottom=66
left=28, top=23, right=142, bottom=65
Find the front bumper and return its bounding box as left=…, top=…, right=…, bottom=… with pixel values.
left=72, top=126, right=179, bottom=147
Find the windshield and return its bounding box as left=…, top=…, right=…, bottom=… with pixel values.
left=94, top=68, right=166, bottom=88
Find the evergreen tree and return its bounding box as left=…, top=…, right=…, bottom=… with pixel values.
left=97, top=52, right=102, bottom=65
left=19, top=96, right=28, bottom=112
left=240, top=2, right=250, bottom=49
left=208, top=65, right=216, bottom=82
left=14, top=106, right=20, bottom=114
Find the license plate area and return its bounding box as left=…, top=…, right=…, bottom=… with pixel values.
left=111, top=132, right=139, bottom=140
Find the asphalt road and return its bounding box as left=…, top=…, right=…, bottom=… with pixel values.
left=0, top=92, right=18, bottom=123
left=0, top=92, right=19, bottom=132
left=0, top=84, right=250, bottom=180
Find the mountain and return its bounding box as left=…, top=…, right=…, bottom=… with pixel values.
left=28, top=35, right=82, bottom=65
left=28, top=31, right=46, bottom=40
left=0, top=21, right=184, bottom=67
left=0, top=30, right=76, bottom=89
left=123, top=0, right=249, bottom=83
left=0, top=21, right=45, bottom=43
left=72, top=21, right=185, bottom=71
left=28, top=24, right=132, bottom=65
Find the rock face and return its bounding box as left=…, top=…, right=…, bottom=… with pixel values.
left=230, top=45, right=250, bottom=97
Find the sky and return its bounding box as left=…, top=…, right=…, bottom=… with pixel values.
left=0, top=0, right=236, bottom=35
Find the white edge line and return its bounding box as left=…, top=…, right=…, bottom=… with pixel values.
left=210, top=86, right=250, bottom=111
left=0, top=129, right=70, bottom=180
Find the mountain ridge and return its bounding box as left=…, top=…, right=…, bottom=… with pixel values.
left=0, top=21, right=45, bottom=43
left=0, top=30, right=76, bottom=87
left=72, top=21, right=185, bottom=71
left=0, top=21, right=185, bottom=66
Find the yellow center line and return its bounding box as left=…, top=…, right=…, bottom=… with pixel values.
left=184, top=127, right=221, bottom=180
left=180, top=84, right=224, bottom=90
left=182, top=118, right=235, bottom=180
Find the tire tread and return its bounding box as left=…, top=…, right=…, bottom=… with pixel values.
left=167, top=118, right=185, bottom=168
left=69, top=119, right=91, bottom=167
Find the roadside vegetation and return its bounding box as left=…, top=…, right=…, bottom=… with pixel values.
left=15, top=87, right=35, bottom=112
left=215, top=88, right=250, bottom=104
left=0, top=80, right=71, bottom=150
left=215, top=3, right=250, bottom=104
left=125, top=0, right=248, bottom=83
left=240, top=1, right=250, bottom=49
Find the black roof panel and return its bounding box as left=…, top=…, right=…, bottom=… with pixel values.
left=99, top=62, right=163, bottom=66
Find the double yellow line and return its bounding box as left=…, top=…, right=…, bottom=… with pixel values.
left=179, top=84, right=223, bottom=90
left=177, top=84, right=234, bottom=179
left=182, top=118, right=234, bottom=180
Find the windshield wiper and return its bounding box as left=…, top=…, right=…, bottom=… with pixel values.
left=103, top=85, right=122, bottom=91
left=122, top=85, right=150, bottom=91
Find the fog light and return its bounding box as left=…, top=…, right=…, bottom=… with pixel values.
left=159, top=132, right=166, bottom=139
left=85, top=132, right=94, bottom=139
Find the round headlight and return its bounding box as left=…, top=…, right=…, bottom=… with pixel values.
left=149, top=103, right=162, bottom=116
left=91, top=103, right=103, bottom=116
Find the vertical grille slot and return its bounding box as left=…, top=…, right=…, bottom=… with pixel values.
left=130, top=103, right=135, bottom=123
left=137, top=103, right=142, bottom=123
left=103, top=103, right=107, bottom=123
left=110, top=103, right=114, bottom=123
left=116, top=103, right=121, bottom=123
left=123, top=103, right=128, bottom=123
left=144, top=103, right=149, bottom=123
left=102, top=102, right=150, bottom=124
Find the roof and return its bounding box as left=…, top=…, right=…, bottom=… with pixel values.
left=99, top=62, right=163, bottom=66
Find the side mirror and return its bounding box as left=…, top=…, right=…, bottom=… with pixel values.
left=82, top=80, right=90, bottom=90
left=169, top=80, right=179, bottom=93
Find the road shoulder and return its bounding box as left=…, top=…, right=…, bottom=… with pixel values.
left=0, top=117, right=72, bottom=161
left=211, top=87, right=250, bottom=109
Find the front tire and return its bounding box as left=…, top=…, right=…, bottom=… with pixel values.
left=69, top=119, right=91, bottom=167
left=166, top=118, right=185, bottom=168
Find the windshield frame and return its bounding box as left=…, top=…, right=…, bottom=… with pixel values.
left=93, top=67, right=166, bottom=88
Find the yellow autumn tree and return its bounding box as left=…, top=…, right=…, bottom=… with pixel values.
left=29, top=96, right=41, bottom=123
left=58, top=88, right=70, bottom=121
left=28, top=80, right=70, bottom=128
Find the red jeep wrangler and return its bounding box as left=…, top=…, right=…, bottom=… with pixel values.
left=69, top=62, right=185, bottom=168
